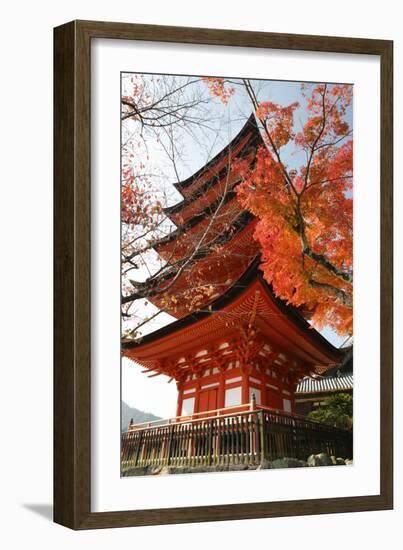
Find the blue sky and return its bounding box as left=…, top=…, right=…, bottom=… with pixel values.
left=162, top=77, right=352, bottom=193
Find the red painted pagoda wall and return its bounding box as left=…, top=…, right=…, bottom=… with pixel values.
left=176, top=358, right=296, bottom=418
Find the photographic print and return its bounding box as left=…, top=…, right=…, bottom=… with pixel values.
left=120, top=72, right=353, bottom=477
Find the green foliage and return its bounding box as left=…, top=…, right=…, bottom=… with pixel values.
left=308, top=393, right=353, bottom=429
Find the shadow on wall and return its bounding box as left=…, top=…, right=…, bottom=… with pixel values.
left=23, top=504, right=53, bottom=522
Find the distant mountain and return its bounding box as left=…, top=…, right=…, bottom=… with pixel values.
left=121, top=401, right=162, bottom=432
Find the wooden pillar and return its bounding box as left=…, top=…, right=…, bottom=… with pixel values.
left=176, top=387, right=183, bottom=417
left=259, top=364, right=268, bottom=407
left=262, top=383, right=269, bottom=407
left=218, top=372, right=225, bottom=409
left=289, top=374, right=299, bottom=414
left=194, top=378, right=201, bottom=414
left=241, top=369, right=250, bottom=404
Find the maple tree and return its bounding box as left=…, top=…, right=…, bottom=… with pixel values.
left=203, top=78, right=353, bottom=335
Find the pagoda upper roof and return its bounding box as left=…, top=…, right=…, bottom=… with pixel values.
left=122, top=258, right=343, bottom=375
left=165, top=114, right=263, bottom=217
left=152, top=202, right=254, bottom=254
left=150, top=115, right=262, bottom=260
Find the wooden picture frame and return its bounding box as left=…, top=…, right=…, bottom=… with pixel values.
left=54, top=20, right=393, bottom=529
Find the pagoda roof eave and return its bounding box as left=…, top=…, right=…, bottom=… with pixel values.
left=152, top=202, right=254, bottom=252
left=168, top=113, right=261, bottom=195
left=164, top=135, right=261, bottom=217
left=122, top=258, right=343, bottom=366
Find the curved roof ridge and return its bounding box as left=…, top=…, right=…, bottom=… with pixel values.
left=164, top=135, right=260, bottom=217
left=122, top=256, right=342, bottom=361
left=122, top=256, right=261, bottom=349
left=123, top=210, right=255, bottom=301
left=154, top=189, right=251, bottom=250
left=173, top=113, right=260, bottom=192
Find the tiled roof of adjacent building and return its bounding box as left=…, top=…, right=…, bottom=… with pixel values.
left=296, top=374, right=353, bottom=395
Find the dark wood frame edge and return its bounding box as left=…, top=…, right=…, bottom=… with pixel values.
left=54, top=19, right=393, bottom=530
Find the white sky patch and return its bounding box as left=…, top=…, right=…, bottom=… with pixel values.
left=122, top=357, right=177, bottom=418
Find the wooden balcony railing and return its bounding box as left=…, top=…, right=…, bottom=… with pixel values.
left=121, top=405, right=352, bottom=474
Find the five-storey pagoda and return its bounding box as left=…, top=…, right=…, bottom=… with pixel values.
left=122, top=115, right=342, bottom=420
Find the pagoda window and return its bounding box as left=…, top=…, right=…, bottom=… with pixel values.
left=182, top=397, right=195, bottom=415
left=224, top=386, right=242, bottom=408
left=212, top=367, right=220, bottom=374
left=283, top=398, right=292, bottom=412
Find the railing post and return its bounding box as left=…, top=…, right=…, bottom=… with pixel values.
left=259, top=410, right=267, bottom=464
left=250, top=393, right=256, bottom=411
left=208, top=419, right=213, bottom=466
left=166, top=424, right=174, bottom=466
left=134, top=430, right=143, bottom=467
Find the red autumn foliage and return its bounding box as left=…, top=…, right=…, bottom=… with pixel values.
left=234, top=83, right=353, bottom=335
left=202, top=78, right=354, bottom=334
left=201, top=77, right=235, bottom=104
left=255, top=100, right=300, bottom=148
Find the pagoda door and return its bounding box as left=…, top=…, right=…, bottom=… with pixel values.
left=198, top=388, right=218, bottom=416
